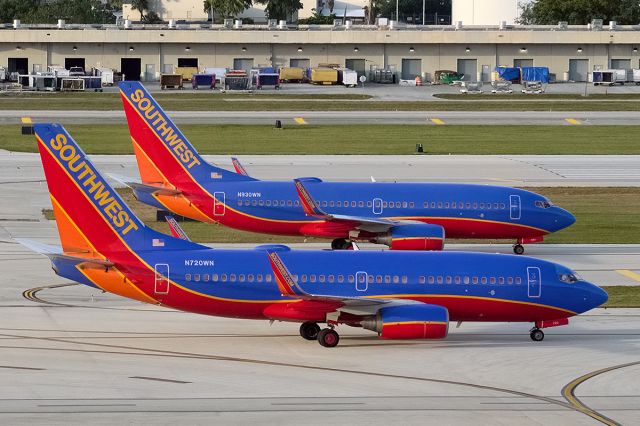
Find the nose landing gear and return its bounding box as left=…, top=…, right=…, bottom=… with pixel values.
left=331, top=238, right=354, bottom=250
left=513, top=244, right=525, bottom=255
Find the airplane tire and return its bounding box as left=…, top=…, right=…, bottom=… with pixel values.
left=513, top=244, right=525, bottom=255
left=299, top=322, right=321, bottom=340
left=331, top=238, right=349, bottom=250
left=530, top=329, right=544, bottom=342
left=318, top=328, right=340, bottom=347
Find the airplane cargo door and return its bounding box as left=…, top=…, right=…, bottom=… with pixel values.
left=154, top=263, right=170, bottom=294
left=213, top=192, right=225, bottom=216
left=509, top=195, right=521, bottom=220
left=527, top=267, right=541, bottom=298
left=356, top=271, right=368, bottom=292
left=372, top=198, right=383, bottom=215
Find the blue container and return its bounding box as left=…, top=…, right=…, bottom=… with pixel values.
left=257, top=73, right=280, bottom=89
left=81, top=76, right=103, bottom=91
left=192, top=74, right=215, bottom=89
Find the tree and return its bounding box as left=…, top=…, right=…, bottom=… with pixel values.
left=255, top=0, right=302, bottom=21
left=203, top=0, right=215, bottom=21
left=130, top=0, right=149, bottom=21
left=518, top=0, right=640, bottom=25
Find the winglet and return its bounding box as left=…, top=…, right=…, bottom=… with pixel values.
left=165, top=215, right=191, bottom=241
left=266, top=251, right=307, bottom=298
left=231, top=157, right=250, bottom=177
left=293, top=178, right=328, bottom=218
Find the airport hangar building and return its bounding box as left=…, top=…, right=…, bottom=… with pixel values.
left=1, top=23, right=639, bottom=83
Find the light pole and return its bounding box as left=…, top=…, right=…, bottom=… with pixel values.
left=422, top=0, right=425, bottom=25
left=396, top=0, right=398, bottom=21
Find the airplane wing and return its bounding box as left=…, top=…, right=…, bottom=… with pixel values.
left=15, top=239, right=115, bottom=270
left=293, top=178, right=419, bottom=233
left=231, top=157, right=250, bottom=177
left=265, top=250, right=422, bottom=316
left=165, top=215, right=191, bottom=241
left=107, top=173, right=181, bottom=196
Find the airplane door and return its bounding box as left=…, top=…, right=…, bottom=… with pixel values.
left=355, top=271, right=368, bottom=292
left=154, top=263, right=170, bottom=294
left=509, top=195, right=521, bottom=220
left=527, top=267, right=541, bottom=298
left=213, top=192, right=225, bottom=216
left=372, top=198, right=383, bottom=215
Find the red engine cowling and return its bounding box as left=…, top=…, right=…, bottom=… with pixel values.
left=375, top=224, right=445, bottom=251
left=361, top=304, right=449, bottom=340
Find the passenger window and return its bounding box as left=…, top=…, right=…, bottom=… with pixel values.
left=445, top=276, right=452, bottom=284
left=265, top=274, right=272, bottom=283
left=294, top=201, right=299, bottom=206
left=463, top=276, right=470, bottom=284
left=319, top=275, right=325, bottom=283
left=423, top=202, right=428, bottom=208
left=382, top=202, right=388, bottom=207
left=337, top=201, right=342, bottom=207
left=368, top=275, right=374, bottom=283
left=490, top=277, right=496, bottom=284
left=515, top=277, right=522, bottom=285
left=486, top=203, right=492, bottom=210
left=203, top=274, right=210, bottom=282
left=481, top=277, right=487, bottom=284
left=466, top=202, right=471, bottom=209
left=322, top=201, right=328, bottom=207
left=376, top=275, right=383, bottom=283
left=367, top=201, right=372, bottom=207
left=287, top=200, right=292, bottom=206
left=393, top=276, right=400, bottom=284
left=402, top=202, right=408, bottom=208
left=221, top=274, right=227, bottom=282
left=301, top=274, right=307, bottom=283
left=444, top=202, right=449, bottom=208
left=328, top=275, right=335, bottom=283
left=455, top=276, right=461, bottom=284
left=494, top=203, right=499, bottom=209
left=238, top=274, right=245, bottom=282
left=212, top=273, right=219, bottom=282
left=428, top=276, right=435, bottom=284
left=500, top=203, right=506, bottom=209
left=437, top=276, right=443, bottom=284
left=358, top=201, right=364, bottom=207
left=237, top=200, right=242, bottom=206
left=266, top=200, right=271, bottom=206
left=258, top=200, right=264, bottom=206
left=338, top=275, right=344, bottom=283
left=437, top=202, right=443, bottom=208
left=498, top=277, right=504, bottom=284
left=452, top=202, right=456, bottom=208
left=330, top=201, right=335, bottom=207
left=251, top=200, right=257, bottom=206
left=248, top=274, right=254, bottom=282
left=185, top=274, right=191, bottom=281
left=472, top=276, right=478, bottom=284
left=310, top=275, right=317, bottom=283
left=473, top=203, right=478, bottom=209
left=348, top=275, right=355, bottom=283
left=389, top=201, right=395, bottom=208
left=409, top=202, right=414, bottom=208
left=480, top=203, right=485, bottom=209
left=385, top=275, right=391, bottom=284
left=507, top=277, right=513, bottom=285
left=419, top=276, right=426, bottom=284
left=257, top=274, right=263, bottom=282
left=351, top=201, right=356, bottom=207
left=431, top=202, right=436, bottom=208
left=230, top=274, right=236, bottom=282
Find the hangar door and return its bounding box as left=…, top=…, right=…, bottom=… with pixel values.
left=8, top=58, right=28, bottom=75
left=610, top=59, right=630, bottom=69
left=345, top=59, right=366, bottom=77
left=401, top=59, right=421, bottom=80
left=65, top=58, right=86, bottom=70
left=121, top=58, right=141, bottom=81
left=233, top=58, right=254, bottom=72
left=513, top=59, right=533, bottom=68
left=568, top=59, right=588, bottom=82
left=290, top=58, right=310, bottom=68
left=457, top=59, right=477, bottom=81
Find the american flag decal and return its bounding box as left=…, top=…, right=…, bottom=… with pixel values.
left=152, top=238, right=165, bottom=247
left=211, top=172, right=222, bottom=179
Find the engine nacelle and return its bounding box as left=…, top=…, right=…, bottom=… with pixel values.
left=361, top=304, right=449, bottom=340
left=375, top=224, right=445, bottom=251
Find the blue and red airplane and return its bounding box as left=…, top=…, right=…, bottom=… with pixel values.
left=117, top=81, right=576, bottom=254
left=18, top=123, right=607, bottom=347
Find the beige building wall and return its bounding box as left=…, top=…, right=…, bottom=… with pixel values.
left=2, top=28, right=639, bottom=82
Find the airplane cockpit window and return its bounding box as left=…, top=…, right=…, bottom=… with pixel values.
left=535, top=200, right=552, bottom=209
left=559, top=273, right=580, bottom=283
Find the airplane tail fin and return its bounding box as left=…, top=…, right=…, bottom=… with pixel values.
left=118, top=81, right=256, bottom=189
left=33, top=123, right=201, bottom=259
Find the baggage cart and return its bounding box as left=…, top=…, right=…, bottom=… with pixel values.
left=521, top=81, right=545, bottom=94
left=95, top=67, right=114, bottom=86
left=370, top=68, right=395, bottom=84
left=633, top=69, right=640, bottom=85
left=310, top=68, right=338, bottom=85
left=0, top=67, right=6, bottom=81
left=81, top=76, right=103, bottom=92
left=279, top=67, right=305, bottom=82
left=251, top=71, right=280, bottom=89
left=224, top=76, right=250, bottom=91
left=490, top=80, right=513, bottom=93
left=337, top=68, right=358, bottom=87
left=435, top=70, right=464, bottom=85
left=191, top=73, right=215, bottom=89
left=176, top=66, right=198, bottom=81
left=33, top=74, right=56, bottom=91
left=460, top=81, right=483, bottom=94
left=203, top=68, right=227, bottom=84
left=61, top=78, right=85, bottom=91
left=592, top=71, right=616, bottom=86
left=160, top=73, right=183, bottom=89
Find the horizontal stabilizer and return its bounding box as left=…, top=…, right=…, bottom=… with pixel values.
left=165, top=215, right=191, bottom=241
left=107, top=173, right=181, bottom=196
left=15, top=238, right=115, bottom=269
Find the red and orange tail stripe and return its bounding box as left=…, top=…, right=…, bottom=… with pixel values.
left=267, top=252, right=302, bottom=298
left=294, top=180, right=323, bottom=217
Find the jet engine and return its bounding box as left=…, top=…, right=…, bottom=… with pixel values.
left=361, top=304, right=449, bottom=339
left=374, top=223, right=445, bottom=251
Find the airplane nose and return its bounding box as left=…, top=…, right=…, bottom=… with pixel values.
left=554, top=207, right=576, bottom=231
left=586, top=284, right=608, bottom=310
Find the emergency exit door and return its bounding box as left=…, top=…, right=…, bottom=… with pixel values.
left=154, top=263, right=170, bottom=294
left=509, top=195, right=521, bottom=220
left=527, top=267, right=541, bottom=298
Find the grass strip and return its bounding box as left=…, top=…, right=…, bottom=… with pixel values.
left=601, top=286, right=640, bottom=308
left=5, top=124, right=640, bottom=155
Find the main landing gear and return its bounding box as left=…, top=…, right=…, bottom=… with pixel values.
left=299, top=322, right=340, bottom=347
left=299, top=321, right=321, bottom=340
left=513, top=244, right=525, bottom=255
left=331, top=238, right=354, bottom=250
left=530, top=328, right=544, bottom=342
